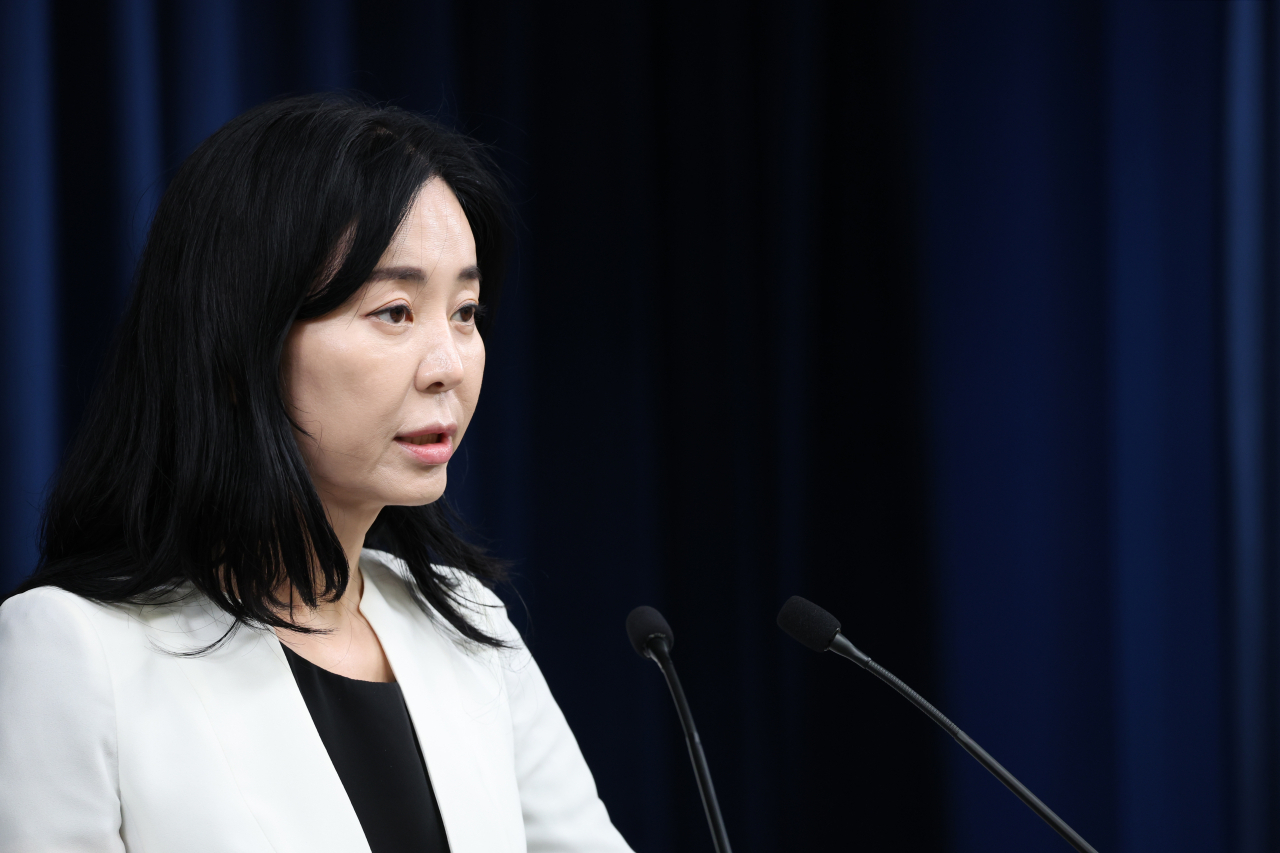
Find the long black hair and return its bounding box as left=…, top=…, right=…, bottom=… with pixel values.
left=10, top=94, right=510, bottom=647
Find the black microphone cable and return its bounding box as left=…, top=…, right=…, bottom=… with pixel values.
left=777, top=595, right=1099, bottom=853
left=626, top=606, right=732, bottom=853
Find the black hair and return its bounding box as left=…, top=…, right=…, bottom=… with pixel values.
left=9, top=94, right=510, bottom=647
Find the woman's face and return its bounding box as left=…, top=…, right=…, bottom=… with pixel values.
left=282, top=178, right=484, bottom=524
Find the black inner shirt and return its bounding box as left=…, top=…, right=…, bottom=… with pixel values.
left=283, top=645, right=451, bottom=853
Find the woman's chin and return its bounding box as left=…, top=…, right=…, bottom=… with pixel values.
left=388, top=473, right=447, bottom=508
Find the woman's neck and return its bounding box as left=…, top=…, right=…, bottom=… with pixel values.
left=280, top=562, right=366, bottom=632
left=274, top=565, right=395, bottom=682
left=272, top=496, right=395, bottom=682
left=319, top=492, right=379, bottom=577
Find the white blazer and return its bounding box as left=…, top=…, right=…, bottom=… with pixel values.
left=0, top=550, right=635, bottom=853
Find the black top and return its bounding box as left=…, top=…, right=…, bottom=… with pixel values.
left=283, top=645, right=451, bottom=853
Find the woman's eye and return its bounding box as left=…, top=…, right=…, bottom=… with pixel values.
left=452, top=303, right=479, bottom=324
left=372, top=304, right=412, bottom=324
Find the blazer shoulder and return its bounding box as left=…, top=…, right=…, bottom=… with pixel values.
left=0, top=587, right=126, bottom=853
left=0, top=585, right=122, bottom=641
left=3, top=582, right=91, bottom=612
left=0, top=583, right=232, bottom=660
left=0, top=586, right=144, bottom=690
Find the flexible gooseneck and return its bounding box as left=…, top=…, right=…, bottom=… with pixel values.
left=626, top=606, right=732, bottom=853
left=646, top=636, right=732, bottom=853
left=778, top=596, right=1099, bottom=853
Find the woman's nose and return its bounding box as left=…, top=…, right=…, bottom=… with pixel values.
left=414, top=324, right=466, bottom=393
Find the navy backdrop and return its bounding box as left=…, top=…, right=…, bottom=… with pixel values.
left=0, top=1, right=1273, bottom=851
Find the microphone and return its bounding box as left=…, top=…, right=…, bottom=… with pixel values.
left=777, top=596, right=1099, bottom=853
left=626, top=606, right=732, bottom=853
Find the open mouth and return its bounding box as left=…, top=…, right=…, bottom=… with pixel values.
left=399, top=433, right=443, bottom=446
left=394, top=428, right=454, bottom=464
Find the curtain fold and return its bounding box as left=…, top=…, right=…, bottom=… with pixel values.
left=1, top=0, right=59, bottom=599
left=112, top=0, right=164, bottom=292
left=1223, top=3, right=1279, bottom=851
left=1107, top=3, right=1225, bottom=851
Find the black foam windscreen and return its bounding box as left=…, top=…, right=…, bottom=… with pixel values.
left=626, top=605, right=674, bottom=657
left=777, top=595, right=842, bottom=652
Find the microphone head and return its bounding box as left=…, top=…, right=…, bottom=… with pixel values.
left=777, top=595, right=841, bottom=652
left=626, top=605, right=674, bottom=658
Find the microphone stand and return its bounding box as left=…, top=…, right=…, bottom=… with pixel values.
left=645, top=636, right=733, bottom=853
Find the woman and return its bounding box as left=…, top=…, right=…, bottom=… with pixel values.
left=0, top=95, right=634, bottom=853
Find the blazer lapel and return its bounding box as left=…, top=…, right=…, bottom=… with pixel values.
left=165, top=598, right=372, bottom=853
left=359, top=557, right=527, bottom=853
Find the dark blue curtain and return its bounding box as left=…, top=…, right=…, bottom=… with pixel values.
left=2, top=0, right=57, bottom=597
left=0, top=1, right=1270, bottom=851
left=923, top=2, right=1228, bottom=851
left=1223, top=3, right=1280, bottom=851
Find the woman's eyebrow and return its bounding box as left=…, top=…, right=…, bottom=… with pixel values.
left=368, top=264, right=481, bottom=283
left=368, top=265, right=426, bottom=282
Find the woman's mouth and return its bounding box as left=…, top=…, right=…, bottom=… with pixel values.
left=395, top=428, right=455, bottom=464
